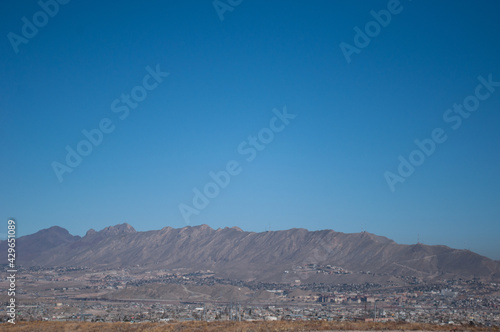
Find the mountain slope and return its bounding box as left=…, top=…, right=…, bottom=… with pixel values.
left=0, top=226, right=81, bottom=263
left=2, top=223, right=499, bottom=283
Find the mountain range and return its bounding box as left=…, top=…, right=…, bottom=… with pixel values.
left=2, top=223, right=499, bottom=283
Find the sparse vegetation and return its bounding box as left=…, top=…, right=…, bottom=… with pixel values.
left=1, top=321, right=498, bottom=332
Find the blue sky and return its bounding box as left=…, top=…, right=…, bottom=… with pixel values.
left=1, top=0, right=499, bottom=260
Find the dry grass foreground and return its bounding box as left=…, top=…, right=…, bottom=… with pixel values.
left=1, top=321, right=498, bottom=332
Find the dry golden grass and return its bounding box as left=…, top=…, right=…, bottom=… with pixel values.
left=1, top=320, right=498, bottom=331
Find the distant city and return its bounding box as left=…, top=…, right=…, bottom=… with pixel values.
left=1, top=265, right=498, bottom=327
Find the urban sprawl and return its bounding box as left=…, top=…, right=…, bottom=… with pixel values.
left=1, top=265, right=498, bottom=328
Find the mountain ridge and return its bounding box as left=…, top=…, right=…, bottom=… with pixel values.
left=1, top=223, right=498, bottom=283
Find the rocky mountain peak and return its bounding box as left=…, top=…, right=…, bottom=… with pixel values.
left=100, top=223, right=136, bottom=235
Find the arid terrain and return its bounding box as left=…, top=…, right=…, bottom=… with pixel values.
left=2, top=320, right=499, bottom=332
left=1, top=224, right=499, bottom=283
left=1, top=225, right=498, bottom=327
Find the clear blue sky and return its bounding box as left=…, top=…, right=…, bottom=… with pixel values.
left=1, top=0, right=499, bottom=260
